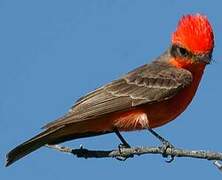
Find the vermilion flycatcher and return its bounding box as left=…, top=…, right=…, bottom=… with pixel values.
left=6, top=13, right=214, bottom=166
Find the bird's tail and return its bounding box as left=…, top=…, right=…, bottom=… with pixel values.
left=6, top=118, right=113, bottom=167
left=5, top=126, right=63, bottom=167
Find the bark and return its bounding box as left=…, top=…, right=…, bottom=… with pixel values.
left=46, top=144, right=222, bottom=172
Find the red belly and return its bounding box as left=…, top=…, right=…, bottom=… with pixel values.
left=112, top=68, right=204, bottom=130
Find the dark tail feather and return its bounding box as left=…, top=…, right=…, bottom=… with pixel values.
left=5, top=126, right=63, bottom=167
left=6, top=118, right=113, bottom=167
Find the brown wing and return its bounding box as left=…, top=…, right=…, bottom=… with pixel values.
left=43, top=61, right=192, bottom=129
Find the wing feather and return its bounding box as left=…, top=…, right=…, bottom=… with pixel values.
left=43, top=61, right=192, bottom=129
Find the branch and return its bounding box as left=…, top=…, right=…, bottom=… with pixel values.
left=46, top=144, right=222, bottom=171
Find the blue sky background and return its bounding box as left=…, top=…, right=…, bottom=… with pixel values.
left=1, top=0, right=222, bottom=179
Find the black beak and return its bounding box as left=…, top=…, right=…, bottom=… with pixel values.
left=196, top=53, right=212, bottom=64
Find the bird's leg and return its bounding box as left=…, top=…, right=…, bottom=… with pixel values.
left=114, top=129, right=131, bottom=148
left=114, top=129, right=133, bottom=161
left=148, top=128, right=173, bottom=146
left=148, top=128, right=175, bottom=163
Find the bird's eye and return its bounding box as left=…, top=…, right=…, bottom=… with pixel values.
left=170, top=45, right=190, bottom=58
left=176, top=47, right=188, bottom=57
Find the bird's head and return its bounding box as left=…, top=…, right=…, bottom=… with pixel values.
left=169, top=14, right=214, bottom=69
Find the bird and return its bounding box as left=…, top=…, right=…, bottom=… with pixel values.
left=6, top=13, right=214, bottom=167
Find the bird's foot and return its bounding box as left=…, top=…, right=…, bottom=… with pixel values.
left=116, top=143, right=133, bottom=161
left=160, top=140, right=175, bottom=163
left=147, top=128, right=175, bottom=163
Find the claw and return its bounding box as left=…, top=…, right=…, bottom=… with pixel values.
left=115, top=143, right=133, bottom=161
left=165, top=156, right=174, bottom=163
left=160, top=141, right=175, bottom=163
left=118, top=143, right=130, bottom=150
left=116, top=156, right=128, bottom=161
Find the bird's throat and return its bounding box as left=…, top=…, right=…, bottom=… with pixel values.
left=169, top=57, right=206, bottom=94
left=169, top=57, right=206, bottom=73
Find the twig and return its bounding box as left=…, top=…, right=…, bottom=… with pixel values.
left=46, top=144, right=222, bottom=171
